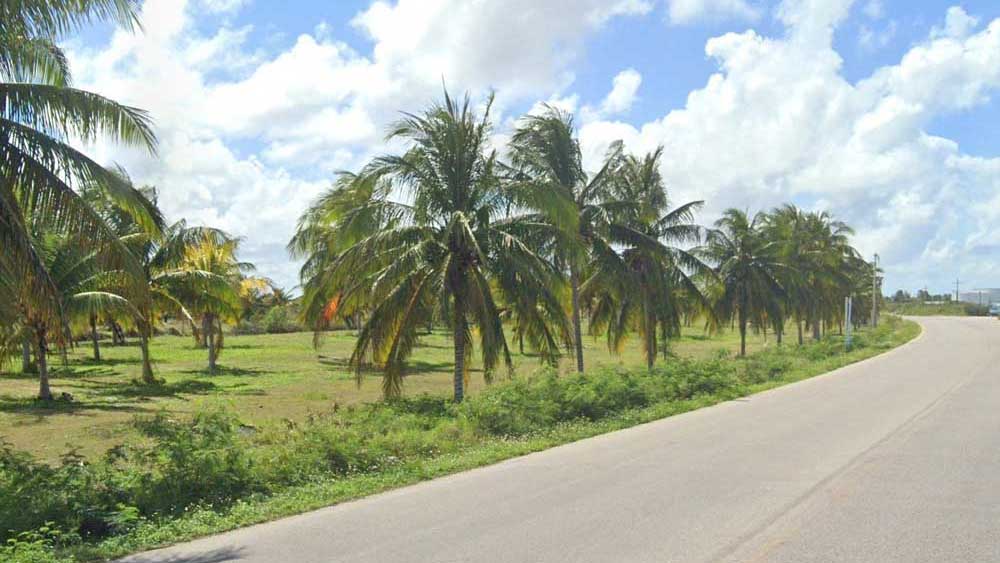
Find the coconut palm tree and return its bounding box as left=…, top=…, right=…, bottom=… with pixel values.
left=508, top=107, right=625, bottom=373
left=1, top=0, right=157, bottom=395
left=175, top=234, right=247, bottom=374
left=701, top=209, right=785, bottom=357
left=584, top=148, right=713, bottom=370
left=294, top=91, right=571, bottom=401
left=765, top=205, right=861, bottom=343
left=290, top=172, right=398, bottom=339
left=799, top=211, right=856, bottom=340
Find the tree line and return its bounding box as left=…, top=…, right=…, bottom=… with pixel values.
left=291, top=94, right=881, bottom=402
left=1, top=1, right=880, bottom=404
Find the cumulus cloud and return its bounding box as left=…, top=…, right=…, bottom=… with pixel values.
left=65, top=0, right=1000, bottom=293
left=581, top=69, right=642, bottom=122
left=67, top=0, right=651, bottom=289
left=577, top=1, right=1000, bottom=291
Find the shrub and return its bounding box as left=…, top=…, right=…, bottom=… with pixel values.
left=105, top=410, right=263, bottom=518
left=0, top=528, right=68, bottom=563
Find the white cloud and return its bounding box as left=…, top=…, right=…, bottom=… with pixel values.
left=602, top=69, right=643, bottom=114
left=666, top=0, right=760, bottom=24
left=67, top=0, right=651, bottom=289
left=581, top=69, right=643, bottom=121
left=931, top=6, right=979, bottom=39
left=65, top=0, right=1000, bottom=293
left=577, top=3, right=1000, bottom=291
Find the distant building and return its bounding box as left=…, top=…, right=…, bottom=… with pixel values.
left=959, top=289, right=1000, bottom=305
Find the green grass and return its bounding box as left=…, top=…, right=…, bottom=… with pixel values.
left=0, top=323, right=767, bottom=460
left=885, top=301, right=976, bottom=316
left=0, top=317, right=919, bottom=563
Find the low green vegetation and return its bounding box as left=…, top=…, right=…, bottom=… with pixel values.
left=885, top=301, right=986, bottom=316
left=0, top=317, right=918, bottom=563
left=0, top=324, right=765, bottom=460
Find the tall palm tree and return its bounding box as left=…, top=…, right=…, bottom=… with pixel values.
left=584, top=148, right=712, bottom=370
left=763, top=204, right=807, bottom=344
left=765, top=206, right=860, bottom=343
left=1, top=0, right=157, bottom=395
left=508, top=107, right=624, bottom=373
left=800, top=211, right=856, bottom=340
left=294, top=91, right=571, bottom=401
left=701, top=209, right=785, bottom=357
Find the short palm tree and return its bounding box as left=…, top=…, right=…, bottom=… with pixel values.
left=701, top=209, right=785, bottom=357
left=585, top=148, right=713, bottom=370
left=295, top=91, right=571, bottom=401
left=175, top=234, right=247, bottom=374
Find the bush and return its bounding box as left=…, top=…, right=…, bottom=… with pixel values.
left=1, top=528, right=68, bottom=563
left=104, top=410, right=263, bottom=518
left=236, top=305, right=304, bottom=335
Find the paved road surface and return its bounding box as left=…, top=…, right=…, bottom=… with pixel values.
left=121, top=317, right=1000, bottom=563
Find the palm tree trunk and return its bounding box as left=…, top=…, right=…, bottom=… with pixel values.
left=198, top=315, right=210, bottom=348
left=110, top=321, right=125, bottom=345
left=776, top=323, right=783, bottom=346
left=140, top=328, right=155, bottom=384
left=570, top=267, right=584, bottom=373
left=35, top=325, right=52, bottom=401
left=453, top=294, right=466, bottom=403
left=645, top=308, right=656, bottom=371
left=90, top=315, right=101, bottom=361
left=206, top=314, right=217, bottom=374
left=812, top=317, right=821, bottom=341
left=739, top=310, right=747, bottom=357
left=796, top=314, right=804, bottom=346
left=21, top=337, right=33, bottom=373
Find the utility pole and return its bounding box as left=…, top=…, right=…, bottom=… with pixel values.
left=872, top=253, right=879, bottom=328
left=955, top=278, right=961, bottom=302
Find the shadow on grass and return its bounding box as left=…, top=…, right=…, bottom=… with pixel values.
left=97, top=379, right=220, bottom=399
left=0, top=394, right=149, bottom=419
left=177, top=365, right=267, bottom=378
left=318, top=356, right=454, bottom=376
left=74, top=356, right=143, bottom=367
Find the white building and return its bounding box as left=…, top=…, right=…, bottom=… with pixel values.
left=959, top=289, right=1000, bottom=305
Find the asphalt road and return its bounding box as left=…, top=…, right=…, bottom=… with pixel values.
left=121, top=316, right=1000, bottom=563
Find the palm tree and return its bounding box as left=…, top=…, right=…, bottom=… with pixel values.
left=294, top=91, right=570, bottom=401
left=508, top=106, right=624, bottom=373
left=800, top=211, right=856, bottom=340
left=701, top=209, right=785, bottom=357
left=1, top=0, right=157, bottom=395
left=176, top=234, right=247, bottom=374
left=765, top=206, right=860, bottom=343
left=584, top=148, right=712, bottom=370
left=291, top=172, right=409, bottom=337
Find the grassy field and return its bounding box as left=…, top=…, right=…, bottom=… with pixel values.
left=0, top=318, right=921, bottom=562
left=885, top=302, right=973, bottom=316
left=1, top=324, right=771, bottom=459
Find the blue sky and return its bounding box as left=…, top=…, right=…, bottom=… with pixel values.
left=67, top=0, right=1000, bottom=294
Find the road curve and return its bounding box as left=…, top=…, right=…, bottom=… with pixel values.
left=121, top=317, right=1000, bottom=563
